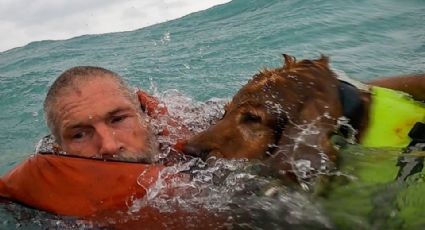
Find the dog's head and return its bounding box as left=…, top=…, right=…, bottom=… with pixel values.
left=184, top=55, right=343, bottom=171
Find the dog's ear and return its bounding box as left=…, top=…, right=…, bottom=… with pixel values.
left=317, top=54, right=330, bottom=67
left=282, top=54, right=297, bottom=70
left=268, top=88, right=342, bottom=177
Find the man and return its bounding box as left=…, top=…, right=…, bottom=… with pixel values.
left=43, top=66, right=159, bottom=162
left=0, top=66, right=191, bottom=218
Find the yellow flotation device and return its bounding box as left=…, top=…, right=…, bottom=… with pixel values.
left=361, top=86, right=425, bottom=147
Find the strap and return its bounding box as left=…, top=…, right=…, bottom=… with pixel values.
left=337, top=80, right=364, bottom=137
left=406, top=122, right=425, bottom=147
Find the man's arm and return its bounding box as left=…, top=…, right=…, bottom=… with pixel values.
left=368, top=74, right=425, bottom=101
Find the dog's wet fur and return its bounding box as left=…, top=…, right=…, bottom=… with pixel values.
left=184, top=54, right=353, bottom=177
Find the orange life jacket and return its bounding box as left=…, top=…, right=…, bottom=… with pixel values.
left=0, top=154, right=163, bottom=216
left=137, top=90, right=190, bottom=152
left=0, top=90, right=192, bottom=218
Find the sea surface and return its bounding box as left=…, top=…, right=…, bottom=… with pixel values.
left=1, top=0, right=425, bottom=229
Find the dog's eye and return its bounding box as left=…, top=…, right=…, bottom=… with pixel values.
left=241, top=113, right=262, bottom=124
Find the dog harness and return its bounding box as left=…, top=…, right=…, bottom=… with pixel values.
left=338, top=81, right=425, bottom=147
left=339, top=81, right=425, bottom=181
left=361, top=86, right=425, bottom=148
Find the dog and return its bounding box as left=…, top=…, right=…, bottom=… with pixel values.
left=183, top=54, right=425, bottom=179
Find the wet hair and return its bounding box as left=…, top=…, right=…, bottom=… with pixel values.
left=43, top=66, right=139, bottom=141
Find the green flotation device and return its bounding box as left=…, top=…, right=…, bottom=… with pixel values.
left=322, top=147, right=425, bottom=230
left=361, top=86, right=425, bottom=148
left=322, top=85, right=425, bottom=229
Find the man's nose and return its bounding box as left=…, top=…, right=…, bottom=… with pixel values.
left=97, top=125, right=123, bottom=156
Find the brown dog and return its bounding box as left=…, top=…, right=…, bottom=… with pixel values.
left=183, top=54, right=425, bottom=178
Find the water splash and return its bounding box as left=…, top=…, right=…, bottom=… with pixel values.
left=126, top=157, right=332, bottom=228
left=160, top=89, right=226, bottom=133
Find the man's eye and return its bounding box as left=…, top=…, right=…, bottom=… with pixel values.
left=72, top=131, right=87, bottom=140
left=111, top=115, right=126, bottom=124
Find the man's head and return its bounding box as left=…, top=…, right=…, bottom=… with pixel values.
left=44, top=66, right=158, bottom=162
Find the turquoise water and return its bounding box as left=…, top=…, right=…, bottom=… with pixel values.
left=1, top=0, right=425, bottom=228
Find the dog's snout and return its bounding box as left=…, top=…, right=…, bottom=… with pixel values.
left=183, top=143, right=211, bottom=160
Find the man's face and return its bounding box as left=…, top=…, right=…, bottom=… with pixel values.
left=55, top=78, right=158, bottom=163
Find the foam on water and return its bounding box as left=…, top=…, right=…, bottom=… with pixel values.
left=125, top=156, right=333, bottom=229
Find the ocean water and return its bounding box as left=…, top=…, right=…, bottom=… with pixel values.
left=1, top=0, right=425, bottom=229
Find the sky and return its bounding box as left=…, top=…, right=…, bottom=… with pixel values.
left=0, top=0, right=231, bottom=52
